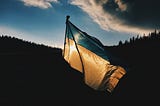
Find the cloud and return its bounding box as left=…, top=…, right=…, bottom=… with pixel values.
left=114, top=0, right=127, bottom=11
left=0, top=26, right=39, bottom=41
left=0, top=26, right=63, bottom=48
left=70, top=0, right=160, bottom=35
left=21, top=0, right=59, bottom=9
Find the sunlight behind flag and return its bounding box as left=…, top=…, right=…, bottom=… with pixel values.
left=63, top=16, right=126, bottom=92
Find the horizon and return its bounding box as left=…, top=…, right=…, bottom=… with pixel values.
left=0, top=0, right=160, bottom=48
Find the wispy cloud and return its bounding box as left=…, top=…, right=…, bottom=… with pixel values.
left=0, top=26, right=42, bottom=43
left=21, top=0, right=59, bottom=9
left=115, top=0, right=127, bottom=12
left=69, top=0, right=153, bottom=34
left=0, top=26, right=63, bottom=47
left=0, top=26, right=47, bottom=45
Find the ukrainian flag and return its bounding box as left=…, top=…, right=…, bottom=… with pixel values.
left=63, top=16, right=126, bottom=92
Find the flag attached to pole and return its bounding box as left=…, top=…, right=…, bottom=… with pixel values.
left=63, top=16, right=126, bottom=92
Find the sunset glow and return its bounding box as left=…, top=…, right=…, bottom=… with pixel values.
left=0, top=0, right=159, bottom=47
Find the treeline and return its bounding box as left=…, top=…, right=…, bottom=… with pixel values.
left=105, top=30, right=160, bottom=106
left=118, top=30, right=160, bottom=46
left=0, top=34, right=87, bottom=106
left=0, top=32, right=159, bottom=105
left=107, top=30, right=160, bottom=66
left=0, top=35, right=61, bottom=54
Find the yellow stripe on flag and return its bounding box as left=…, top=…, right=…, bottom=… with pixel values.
left=64, top=38, right=126, bottom=92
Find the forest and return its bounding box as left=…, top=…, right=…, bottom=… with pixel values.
left=0, top=30, right=159, bottom=106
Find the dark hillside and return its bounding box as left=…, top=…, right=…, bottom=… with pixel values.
left=105, top=31, right=160, bottom=105
left=0, top=34, right=159, bottom=106
left=0, top=36, right=109, bottom=106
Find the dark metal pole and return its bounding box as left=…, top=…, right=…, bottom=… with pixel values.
left=63, top=15, right=70, bottom=57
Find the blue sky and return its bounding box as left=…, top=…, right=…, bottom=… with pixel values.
left=0, top=0, right=159, bottom=48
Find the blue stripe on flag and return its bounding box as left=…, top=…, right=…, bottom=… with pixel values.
left=67, top=21, right=109, bottom=61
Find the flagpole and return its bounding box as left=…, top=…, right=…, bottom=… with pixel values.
left=66, top=16, right=85, bottom=77
left=63, top=16, right=70, bottom=57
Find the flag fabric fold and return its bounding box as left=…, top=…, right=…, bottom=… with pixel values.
left=63, top=16, right=126, bottom=92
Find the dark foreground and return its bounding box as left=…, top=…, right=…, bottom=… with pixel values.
left=0, top=36, right=159, bottom=106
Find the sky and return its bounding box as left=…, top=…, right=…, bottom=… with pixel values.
left=0, top=0, right=160, bottom=48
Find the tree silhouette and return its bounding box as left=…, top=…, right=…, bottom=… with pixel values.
left=0, top=32, right=160, bottom=106
left=118, top=40, right=123, bottom=45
